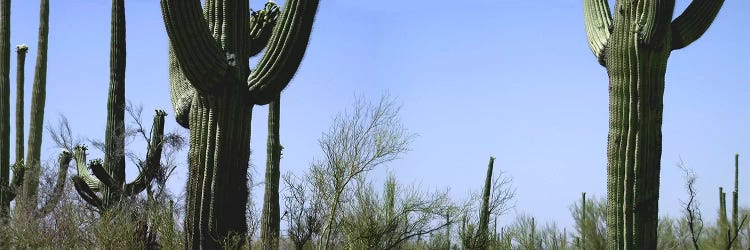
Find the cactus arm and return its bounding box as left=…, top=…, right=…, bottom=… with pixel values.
left=583, top=0, right=612, bottom=67
left=160, top=0, right=228, bottom=91
left=247, top=2, right=281, bottom=57
left=637, top=1, right=675, bottom=45
left=14, top=45, right=27, bottom=164
left=73, top=145, right=101, bottom=192
left=124, top=110, right=166, bottom=196
left=37, top=150, right=72, bottom=215
left=247, top=0, right=320, bottom=105
left=167, top=46, right=193, bottom=128
left=90, top=160, right=117, bottom=190
left=72, top=176, right=103, bottom=209
left=22, top=0, right=50, bottom=203
left=670, top=0, right=724, bottom=50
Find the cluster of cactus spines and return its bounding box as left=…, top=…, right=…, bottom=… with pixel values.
left=71, top=0, right=166, bottom=211
left=477, top=156, right=495, bottom=248
left=260, top=95, right=282, bottom=250
left=160, top=0, right=319, bottom=247
left=583, top=0, right=725, bottom=248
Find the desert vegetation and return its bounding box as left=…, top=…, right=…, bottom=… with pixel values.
left=0, top=0, right=746, bottom=249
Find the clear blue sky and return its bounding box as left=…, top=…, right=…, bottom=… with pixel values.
left=5, top=0, right=749, bottom=232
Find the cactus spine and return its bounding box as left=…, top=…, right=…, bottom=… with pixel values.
left=160, top=0, right=319, bottom=247
left=260, top=95, right=282, bottom=249
left=71, top=0, right=166, bottom=211
left=583, top=0, right=725, bottom=248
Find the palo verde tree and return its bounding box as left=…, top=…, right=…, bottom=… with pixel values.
left=583, top=0, right=724, bottom=248
left=159, top=0, right=319, bottom=247
left=71, top=0, right=166, bottom=211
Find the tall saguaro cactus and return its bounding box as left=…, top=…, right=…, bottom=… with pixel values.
left=261, top=95, right=282, bottom=249
left=71, top=0, right=166, bottom=211
left=160, top=0, right=319, bottom=247
left=0, top=0, right=11, bottom=221
left=0, top=0, right=69, bottom=219
left=20, top=0, right=51, bottom=210
left=583, top=0, right=724, bottom=248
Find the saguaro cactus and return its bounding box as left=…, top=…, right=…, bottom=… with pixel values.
left=717, top=154, right=745, bottom=249
left=583, top=0, right=724, bottom=248
left=71, top=0, right=166, bottom=211
left=0, top=0, right=11, bottom=220
left=160, top=0, right=319, bottom=247
left=478, top=156, right=495, bottom=248
left=0, top=0, right=70, bottom=219
left=260, top=95, right=282, bottom=249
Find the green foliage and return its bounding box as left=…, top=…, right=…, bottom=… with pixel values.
left=339, top=174, right=453, bottom=250
left=569, top=194, right=607, bottom=249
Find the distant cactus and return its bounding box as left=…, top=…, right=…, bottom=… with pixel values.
left=716, top=154, right=746, bottom=249
left=71, top=0, right=166, bottom=211
left=583, top=0, right=725, bottom=248
left=160, top=0, right=319, bottom=247
left=478, top=156, right=495, bottom=248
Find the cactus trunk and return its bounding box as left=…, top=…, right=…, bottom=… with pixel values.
left=160, top=0, right=319, bottom=247
left=13, top=46, right=25, bottom=168
left=101, top=0, right=126, bottom=208
left=183, top=90, right=252, bottom=248
left=0, top=0, right=9, bottom=222
left=478, top=156, right=494, bottom=248
left=583, top=0, right=724, bottom=248
left=260, top=95, right=281, bottom=250
left=19, top=0, right=49, bottom=211
left=605, top=35, right=670, bottom=248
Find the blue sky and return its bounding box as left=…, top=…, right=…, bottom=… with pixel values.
left=5, top=0, right=749, bottom=232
